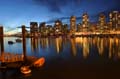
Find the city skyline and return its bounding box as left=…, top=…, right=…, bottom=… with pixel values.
left=2, top=10, right=120, bottom=35
left=0, top=0, right=120, bottom=29
left=0, top=1, right=120, bottom=78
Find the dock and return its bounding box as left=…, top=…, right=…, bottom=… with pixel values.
left=0, top=26, right=45, bottom=70
left=0, top=53, right=24, bottom=63
left=0, top=52, right=39, bottom=69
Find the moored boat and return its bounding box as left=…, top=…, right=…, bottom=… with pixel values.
left=15, top=39, right=22, bottom=43
left=8, top=41, right=14, bottom=44
left=20, top=66, right=31, bottom=74
left=33, top=57, right=45, bottom=67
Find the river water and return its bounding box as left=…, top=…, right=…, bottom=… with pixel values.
left=0, top=36, right=120, bottom=79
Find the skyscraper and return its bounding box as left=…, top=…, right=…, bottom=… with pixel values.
left=109, top=11, right=119, bottom=30
left=109, top=12, right=113, bottom=29
left=39, top=22, right=46, bottom=33
left=82, top=13, right=89, bottom=28
left=70, top=16, right=76, bottom=33
left=98, top=13, right=106, bottom=29
left=118, top=13, right=120, bottom=24
left=77, top=23, right=82, bottom=32
left=30, top=22, right=38, bottom=36
left=54, top=20, right=62, bottom=34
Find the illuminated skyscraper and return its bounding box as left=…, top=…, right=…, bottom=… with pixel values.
left=77, top=23, right=82, bottom=32
left=39, top=22, right=50, bottom=36
left=30, top=22, right=38, bottom=36
left=82, top=13, right=89, bottom=28
left=62, top=24, right=68, bottom=34
left=54, top=20, right=62, bottom=29
left=109, top=12, right=113, bottom=29
left=98, top=13, right=106, bottom=29
left=39, top=22, right=46, bottom=33
left=109, top=11, right=119, bottom=30
left=54, top=20, right=62, bottom=34
left=70, top=16, right=76, bottom=33
left=118, top=12, right=120, bottom=26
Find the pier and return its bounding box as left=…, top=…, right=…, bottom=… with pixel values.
left=0, top=26, right=43, bottom=69
left=0, top=53, right=23, bottom=63
left=0, top=26, right=27, bottom=69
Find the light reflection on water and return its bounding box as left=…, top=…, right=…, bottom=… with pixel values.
left=1, top=36, right=120, bottom=79
left=2, top=36, right=120, bottom=60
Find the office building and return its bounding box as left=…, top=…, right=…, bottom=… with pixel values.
left=109, top=11, right=119, bottom=30
left=70, top=16, right=76, bottom=33
left=30, top=22, right=38, bottom=36
left=82, top=13, right=89, bottom=28
left=54, top=20, right=62, bottom=33
left=98, top=13, right=106, bottom=30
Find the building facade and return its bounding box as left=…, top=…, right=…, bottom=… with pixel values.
left=109, top=11, right=119, bottom=30
left=54, top=20, right=62, bottom=35
left=98, top=13, right=106, bottom=30
left=30, top=22, right=38, bottom=37
left=82, top=13, right=90, bottom=32
left=70, top=16, right=76, bottom=34
left=82, top=13, right=89, bottom=28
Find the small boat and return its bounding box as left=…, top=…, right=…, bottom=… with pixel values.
left=8, top=41, right=14, bottom=44
left=20, top=66, right=31, bottom=74
left=16, top=39, right=22, bottom=43
left=33, top=57, right=45, bottom=67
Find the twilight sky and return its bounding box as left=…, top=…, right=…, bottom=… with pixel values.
left=0, top=0, right=120, bottom=29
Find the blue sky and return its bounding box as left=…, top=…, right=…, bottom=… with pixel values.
left=0, top=0, right=120, bottom=29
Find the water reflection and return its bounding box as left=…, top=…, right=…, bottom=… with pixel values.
left=109, top=37, right=120, bottom=59
left=97, top=37, right=104, bottom=55
left=1, top=36, right=120, bottom=60
left=1, top=36, right=120, bottom=79
left=83, top=37, right=90, bottom=58
left=73, top=37, right=120, bottom=59
left=70, top=38, right=77, bottom=56
left=31, top=38, right=39, bottom=52
left=55, top=37, right=63, bottom=53
left=32, top=37, right=120, bottom=59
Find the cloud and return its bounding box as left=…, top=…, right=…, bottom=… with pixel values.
left=46, top=17, right=70, bottom=24
left=45, top=7, right=120, bottom=24
left=33, top=0, right=120, bottom=14
left=33, top=0, right=81, bottom=13
left=45, top=15, right=85, bottom=24
left=27, top=0, right=120, bottom=24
